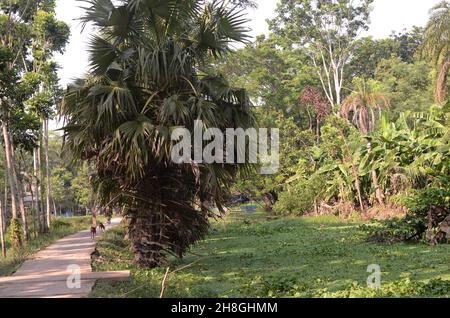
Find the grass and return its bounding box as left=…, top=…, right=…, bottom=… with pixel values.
left=0, top=216, right=95, bottom=277
left=90, top=212, right=450, bottom=298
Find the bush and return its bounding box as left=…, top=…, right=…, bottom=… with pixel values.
left=273, top=175, right=324, bottom=216
left=361, top=186, right=450, bottom=243
left=51, top=219, right=71, bottom=229
left=7, top=219, right=22, bottom=249
left=360, top=218, right=422, bottom=243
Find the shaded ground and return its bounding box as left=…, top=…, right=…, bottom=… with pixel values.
left=0, top=218, right=121, bottom=298
left=91, top=212, right=450, bottom=298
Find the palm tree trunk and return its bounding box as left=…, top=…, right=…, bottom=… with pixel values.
left=436, top=56, right=450, bottom=104
left=129, top=210, right=165, bottom=268
left=44, top=119, right=52, bottom=229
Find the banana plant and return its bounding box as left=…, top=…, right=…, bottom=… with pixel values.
left=359, top=110, right=449, bottom=199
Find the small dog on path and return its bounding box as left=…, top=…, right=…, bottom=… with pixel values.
left=91, top=223, right=107, bottom=239
left=90, top=226, right=97, bottom=239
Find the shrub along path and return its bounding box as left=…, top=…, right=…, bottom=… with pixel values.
left=0, top=218, right=126, bottom=298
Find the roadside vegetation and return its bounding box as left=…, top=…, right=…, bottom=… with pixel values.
left=91, top=211, right=450, bottom=298
left=0, top=216, right=93, bottom=276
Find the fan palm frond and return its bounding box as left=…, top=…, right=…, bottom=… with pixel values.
left=61, top=0, right=254, bottom=267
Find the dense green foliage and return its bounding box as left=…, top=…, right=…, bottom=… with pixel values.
left=222, top=0, right=450, bottom=245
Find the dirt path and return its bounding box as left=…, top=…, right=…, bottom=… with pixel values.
left=0, top=218, right=122, bottom=298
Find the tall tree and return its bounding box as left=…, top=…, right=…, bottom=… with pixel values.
left=345, top=36, right=396, bottom=81
left=299, top=86, right=330, bottom=140
left=375, top=56, right=434, bottom=115
left=1, top=1, right=68, bottom=240
left=390, top=27, right=423, bottom=64
left=0, top=29, right=28, bottom=241
left=270, top=0, right=373, bottom=108
left=28, top=3, right=70, bottom=231
left=1, top=1, right=38, bottom=242
left=61, top=0, right=254, bottom=267
left=217, top=34, right=320, bottom=127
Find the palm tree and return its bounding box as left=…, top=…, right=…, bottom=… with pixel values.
left=61, top=0, right=254, bottom=267
left=421, top=1, right=450, bottom=104
left=341, top=79, right=390, bottom=135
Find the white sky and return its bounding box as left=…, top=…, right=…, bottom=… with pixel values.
left=54, top=0, right=441, bottom=87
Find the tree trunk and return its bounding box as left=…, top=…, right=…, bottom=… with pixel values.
left=2, top=124, right=18, bottom=221
left=436, top=56, right=450, bottom=104
left=371, top=170, right=385, bottom=206
left=4, top=175, right=8, bottom=228
left=53, top=200, right=57, bottom=217
left=38, top=132, right=48, bottom=233
left=306, top=107, right=313, bottom=131
left=367, top=142, right=385, bottom=207
left=333, top=66, right=342, bottom=106
left=353, top=164, right=365, bottom=212
left=316, top=118, right=320, bottom=143
left=2, top=124, right=26, bottom=246
left=0, top=193, right=6, bottom=258
left=9, top=133, right=29, bottom=241
left=44, top=119, right=51, bottom=230
left=128, top=211, right=166, bottom=268
left=33, top=148, right=42, bottom=234
left=29, top=181, right=37, bottom=238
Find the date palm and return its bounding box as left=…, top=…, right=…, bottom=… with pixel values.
left=60, top=0, right=254, bottom=267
